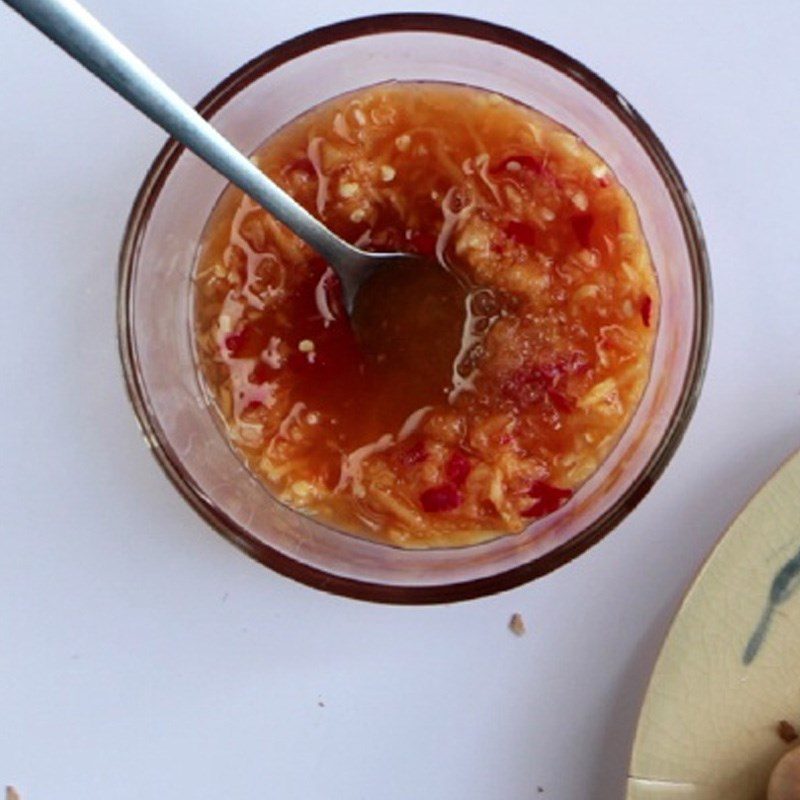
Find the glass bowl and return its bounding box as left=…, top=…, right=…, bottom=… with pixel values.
left=118, top=13, right=711, bottom=603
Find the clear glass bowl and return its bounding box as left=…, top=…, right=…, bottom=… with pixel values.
left=118, top=14, right=711, bottom=603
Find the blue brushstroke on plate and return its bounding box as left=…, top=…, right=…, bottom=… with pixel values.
left=744, top=544, right=800, bottom=665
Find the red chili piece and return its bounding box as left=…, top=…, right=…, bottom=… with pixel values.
left=505, top=220, right=538, bottom=247
left=546, top=388, right=575, bottom=414
left=401, top=440, right=428, bottom=467
left=224, top=332, right=243, bottom=355
left=445, top=448, right=472, bottom=486
left=223, top=322, right=269, bottom=359
left=490, top=237, right=506, bottom=255
left=420, top=483, right=462, bottom=512
left=521, top=481, right=573, bottom=518
left=571, top=213, right=594, bottom=248
left=640, top=294, right=653, bottom=327
left=407, top=230, right=437, bottom=256
left=249, top=361, right=273, bottom=385
left=502, top=353, right=587, bottom=411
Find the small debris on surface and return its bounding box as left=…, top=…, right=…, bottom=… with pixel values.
left=537, top=787, right=544, bottom=794
left=318, top=701, right=325, bottom=708
left=508, top=612, right=526, bottom=637
left=6, top=787, right=21, bottom=800
left=777, top=720, right=799, bottom=743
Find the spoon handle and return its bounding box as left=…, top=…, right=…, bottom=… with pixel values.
left=4, top=0, right=359, bottom=267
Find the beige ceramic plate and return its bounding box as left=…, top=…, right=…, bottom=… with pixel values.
left=627, top=450, right=800, bottom=799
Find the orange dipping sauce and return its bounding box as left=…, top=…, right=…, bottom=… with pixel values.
left=194, top=82, right=658, bottom=547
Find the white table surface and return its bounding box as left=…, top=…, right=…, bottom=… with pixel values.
left=1, top=1, right=798, bottom=798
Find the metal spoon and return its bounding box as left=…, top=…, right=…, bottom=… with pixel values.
left=4, top=0, right=449, bottom=318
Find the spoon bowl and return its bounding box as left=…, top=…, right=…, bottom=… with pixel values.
left=350, top=254, right=469, bottom=397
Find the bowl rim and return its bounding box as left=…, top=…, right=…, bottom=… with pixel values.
left=117, top=12, right=712, bottom=604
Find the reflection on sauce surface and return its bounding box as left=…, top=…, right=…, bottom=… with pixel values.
left=194, top=82, right=659, bottom=547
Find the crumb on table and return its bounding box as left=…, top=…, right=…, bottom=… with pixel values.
left=778, top=719, right=799, bottom=743
left=6, top=787, right=21, bottom=800
left=509, top=612, right=526, bottom=636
